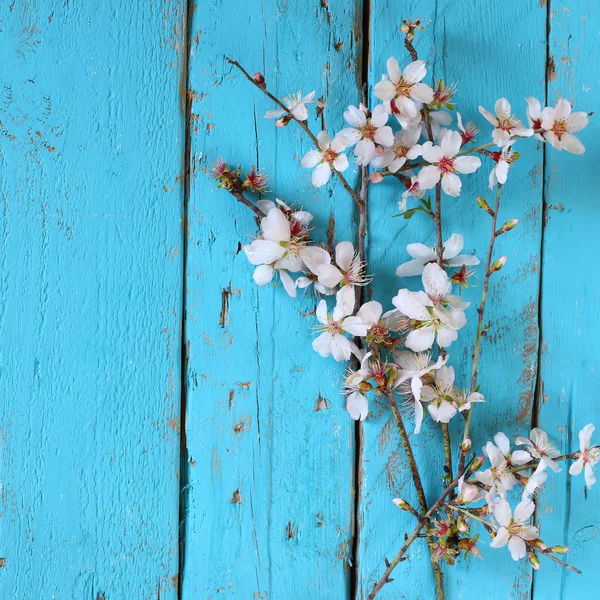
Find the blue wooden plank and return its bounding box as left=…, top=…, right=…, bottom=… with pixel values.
left=360, top=2, right=546, bottom=598
left=0, top=2, right=184, bottom=598
left=534, top=1, right=600, bottom=597
left=183, top=1, right=361, bottom=597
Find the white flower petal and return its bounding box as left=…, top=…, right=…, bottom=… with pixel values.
left=279, top=269, right=297, bottom=297
left=454, top=155, right=482, bottom=174
left=312, top=163, right=332, bottom=187
left=243, top=239, right=286, bottom=265
left=253, top=264, right=275, bottom=285
left=301, top=149, right=322, bottom=168
left=317, top=263, right=344, bottom=288
left=441, top=172, right=462, bottom=197
left=347, top=391, right=369, bottom=421
left=392, top=289, right=431, bottom=320
left=405, top=327, right=436, bottom=352
left=262, top=208, right=291, bottom=242
left=299, top=246, right=331, bottom=274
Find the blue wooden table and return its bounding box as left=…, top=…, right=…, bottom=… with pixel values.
left=1, top=1, right=598, bottom=598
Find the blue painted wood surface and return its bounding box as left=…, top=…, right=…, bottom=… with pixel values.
left=1, top=1, right=599, bottom=599
left=0, top=1, right=185, bottom=598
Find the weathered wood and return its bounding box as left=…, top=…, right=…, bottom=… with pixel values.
left=183, top=1, right=362, bottom=597
left=534, top=1, right=600, bottom=597
left=360, top=2, right=546, bottom=598
left=0, top=1, right=184, bottom=597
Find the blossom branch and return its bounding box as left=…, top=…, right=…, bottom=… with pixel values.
left=385, top=390, right=445, bottom=599
left=225, top=57, right=365, bottom=211
left=459, top=184, right=504, bottom=472
left=368, top=457, right=475, bottom=600
left=447, top=505, right=582, bottom=574
left=229, top=190, right=266, bottom=218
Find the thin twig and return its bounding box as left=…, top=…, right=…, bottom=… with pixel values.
left=226, top=57, right=365, bottom=210
left=458, top=184, right=503, bottom=473
left=447, top=505, right=582, bottom=574
left=229, top=190, right=266, bottom=218
left=367, top=459, right=474, bottom=600
left=385, top=391, right=445, bottom=599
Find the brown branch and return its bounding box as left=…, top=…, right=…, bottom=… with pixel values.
left=229, top=190, right=266, bottom=218
left=384, top=391, right=445, bottom=599
left=225, top=57, right=365, bottom=211
left=367, top=459, right=474, bottom=600
left=447, top=505, right=582, bottom=574
left=458, top=184, right=503, bottom=473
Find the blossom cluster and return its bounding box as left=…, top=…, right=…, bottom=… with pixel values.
left=214, top=32, right=593, bottom=595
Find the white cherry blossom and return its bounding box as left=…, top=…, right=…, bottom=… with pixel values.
left=418, top=130, right=482, bottom=197
left=456, top=475, right=485, bottom=504
left=490, top=498, right=539, bottom=561
left=374, top=58, right=434, bottom=123
left=301, top=131, right=349, bottom=187
left=522, top=469, right=548, bottom=500
left=479, top=98, right=534, bottom=147
left=542, top=98, right=589, bottom=154
left=396, top=233, right=479, bottom=277
left=243, top=206, right=330, bottom=295
left=525, top=97, right=548, bottom=141
left=371, top=127, right=422, bottom=172
left=316, top=241, right=370, bottom=313
left=492, top=431, right=533, bottom=467
left=265, top=90, right=315, bottom=121
left=421, top=365, right=458, bottom=424
left=515, top=428, right=561, bottom=473
left=338, top=104, right=394, bottom=166
left=569, top=423, right=600, bottom=489
left=392, top=263, right=467, bottom=351
left=312, top=298, right=380, bottom=362
left=394, top=351, right=448, bottom=433
left=488, top=140, right=519, bottom=189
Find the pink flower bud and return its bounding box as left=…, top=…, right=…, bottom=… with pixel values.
left=550, top=545, right=569, bottom=554
left=490, top=256, right=507, bottom=273
left=470, top=456, right=485, bottom=472
left=461, top=438, right=472, bottom=452
left=530, top=538, right=548, bottom=551
left=276, top=115, right=292, bottom=128
left=370, top=172, right=383, bottom=184
left=476, top=195, right=494, bottom=216
left=528, top=552, right=540, bottom=570
left=392, top=498, right=410, bottom=511
left=253, top=72, right=266, bottom=89
left=496, top=219, right=519, bottom=235
left=375, top=145, right=384, bottom=156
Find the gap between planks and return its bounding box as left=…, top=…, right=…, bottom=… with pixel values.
left=178, top=0, right=195, bottom=598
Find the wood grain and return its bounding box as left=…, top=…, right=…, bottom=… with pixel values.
left=182, top=1, right=362, bottom=597
left=360, top=2, right=547, bottom=598
left=0, top=1, right=185, bottom=597
left=534, top=1, right=600, bottom=597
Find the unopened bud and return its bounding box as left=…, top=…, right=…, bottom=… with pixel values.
left=375, top=145, right=385, bottom=156
left=276, top=115, right=292, bottom=128
left=457, top=517, right=468, bottom=533
left=496, top=219, right=519, bottom=236
left=370, top=171, right=383, bottom=184
left=386, top=368, right=398, bottom=387
left=476, top=195, right=494, bottom=216
left=253, top=72, right=266, bottom=89
left=461, top=438, right=472, bottom=452
left=489, top=256, right=507, bottom=274
left=550, top=545, right=569, bottom=554
left=392, top=498, right=410, bottom=511
left=530, top=538, right=548, bottom=551
left=469, top=456, right=485, bottom=472
left=528, top=552, right=541, bottom=570
left=358, top=380, right=373, bottom=393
